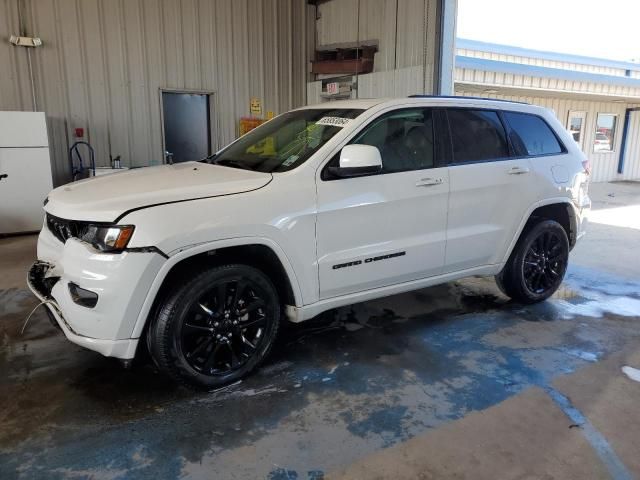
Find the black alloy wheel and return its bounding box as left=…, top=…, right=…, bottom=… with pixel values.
left=148, top=264, right=280, bottom=389
left=180, top=278, right=269, bottom=376
left=522, top=230, right=568, bottom=295
left=496, top=219, right=569, bottom=304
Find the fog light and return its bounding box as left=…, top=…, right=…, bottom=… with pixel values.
left=68, top=282, right=98, bottom=308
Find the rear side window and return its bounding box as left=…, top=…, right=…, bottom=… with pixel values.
left=503, top=112, right=563, bottom=156
left=446, top=109, right=509, bottom=163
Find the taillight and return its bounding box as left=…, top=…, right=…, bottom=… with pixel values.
left=582, top=159, right=591, bottom=175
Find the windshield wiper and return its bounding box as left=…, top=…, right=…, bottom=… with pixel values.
left=199, top=153, right=217, bottom=164
left=211, top=158, right=252, bottom=170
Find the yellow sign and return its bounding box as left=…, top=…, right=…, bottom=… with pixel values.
left=266, top=111, right=275, bottom=120
left=250, top=97, right=262, bottom=116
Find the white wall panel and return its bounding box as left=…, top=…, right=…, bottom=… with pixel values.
left=357, top=65, right=425, bottom=97
left=307, top=80, right=323, bottom=106
left=316, top=0, right=397, bottom=72
left=0, top=0, right=308, bottom=186
left=311, top=0, right=438, bottom=98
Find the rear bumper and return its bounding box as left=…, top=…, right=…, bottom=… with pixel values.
left=27, top=261, right=140, bottom=359
left=573, top=190, right=591, bottom=245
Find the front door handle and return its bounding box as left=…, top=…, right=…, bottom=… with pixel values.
left=0, top=174, right=8, bottom=181
left=508, top=166, right=530, bottom=175
left=416, top=177, right=443, bottom=187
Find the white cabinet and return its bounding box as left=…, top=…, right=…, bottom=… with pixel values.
left=0, top=112, right=53, bottom=234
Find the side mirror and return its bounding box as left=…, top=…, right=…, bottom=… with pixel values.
left=328, top=145, right=382, bottom=178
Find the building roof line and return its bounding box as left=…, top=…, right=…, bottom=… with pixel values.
left=457, top=38, right=640, bottom=72
left=456, top=55, right=640, bottom=89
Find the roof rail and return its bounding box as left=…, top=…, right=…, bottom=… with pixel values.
left=408, top=94, right=529, bottom=105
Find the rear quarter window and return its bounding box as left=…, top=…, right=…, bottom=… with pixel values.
left=503, top=112, right=564, bottom=156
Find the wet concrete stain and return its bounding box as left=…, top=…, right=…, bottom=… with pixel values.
left=1, top=264, right=640, bottom=479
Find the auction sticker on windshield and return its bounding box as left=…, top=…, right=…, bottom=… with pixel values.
left=316, top=117, right=352, bottom=127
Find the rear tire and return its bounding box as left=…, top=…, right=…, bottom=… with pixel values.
left=496, top=219, right=569, bottom=304
left=147, top=264, right=280, bottom=390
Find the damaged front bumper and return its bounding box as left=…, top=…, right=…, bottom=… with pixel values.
left=27, top=261, right=62, bottom=330
left=27, top=260, right=141, bottom=359
left=27, top=223, right=167, bottom=359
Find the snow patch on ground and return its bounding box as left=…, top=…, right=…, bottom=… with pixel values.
left=556, top=297, right=640, bottom=319
left=622, top=366, right=640, bottom=383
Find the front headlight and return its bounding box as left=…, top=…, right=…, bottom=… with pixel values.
left=80, top=225, right=135, bottom=252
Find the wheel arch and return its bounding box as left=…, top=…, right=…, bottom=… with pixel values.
left=129, top=237, right=303, bottom=340
left=502, top=198, right=578, bottom=264
left=527, top=202, right=577, bottom=248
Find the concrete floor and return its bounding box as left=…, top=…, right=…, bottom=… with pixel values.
left=1, top=182, right=639, bottom=480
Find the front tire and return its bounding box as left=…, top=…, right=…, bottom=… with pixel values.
left=147, top=264, right=280, bottom=390
left=496, top=219, right=569, bottom=304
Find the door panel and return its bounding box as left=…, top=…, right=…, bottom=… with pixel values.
left=445, top=159, right=535, bottom=272
left=316, top=107, right=450, bottom=299
left=316, top=168, right=449, bottom=299
left=443, top=108, right=538, bottom=272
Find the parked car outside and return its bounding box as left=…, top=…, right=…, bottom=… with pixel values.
left=594, top=132, right=612, bottom=152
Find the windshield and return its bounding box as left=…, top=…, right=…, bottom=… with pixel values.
left=203, top=108, right=364, bottom=172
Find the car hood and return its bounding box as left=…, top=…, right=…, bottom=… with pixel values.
left=45, top=162, right=273, bottom=222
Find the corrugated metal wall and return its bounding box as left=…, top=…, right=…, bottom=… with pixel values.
left=456, top=88, right=640, bottom=183
left=308, top=0, right=439, bottom=103
left=455, top=65, right=640, bottom=99
left=456, top=48, right=637, bottom=78
left=0, top=0, right=309, bottom=186
left=316, top=0, right=431, bottom=72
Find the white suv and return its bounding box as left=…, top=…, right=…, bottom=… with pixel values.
left=29, top=96, right=591, bottom=388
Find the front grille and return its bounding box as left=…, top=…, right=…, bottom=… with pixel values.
left=46, top=214, right=89, bottom=244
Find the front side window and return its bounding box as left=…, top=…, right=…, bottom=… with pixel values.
left=446, top=109, right=509, bottom=163
left=351, top=108, right=435, bottom=173
left=204, top=108, right=364, bottom=172
left=594, top=114, right=617, bottom=153
left=504, top=112, right=563, bottom=156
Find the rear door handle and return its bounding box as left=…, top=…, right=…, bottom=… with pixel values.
left=0, top=174, right=7, bottom=181
left=416, top=177, right=443, bottom=187
left=508, top=166, right=530, bottom=175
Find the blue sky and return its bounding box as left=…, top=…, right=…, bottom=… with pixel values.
left=457, top=0, right=640, bottom=62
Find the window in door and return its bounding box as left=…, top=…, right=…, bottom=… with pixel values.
left=503, top=111, right=564, bottom=156
left=351, top=108, right=435, bottom=173
left=567, top=111, right=586, bottom=149
left=446, top=109, right=509, bottom=163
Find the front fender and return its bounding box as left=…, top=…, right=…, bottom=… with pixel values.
left=128, top=236, right=304, bottom=339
